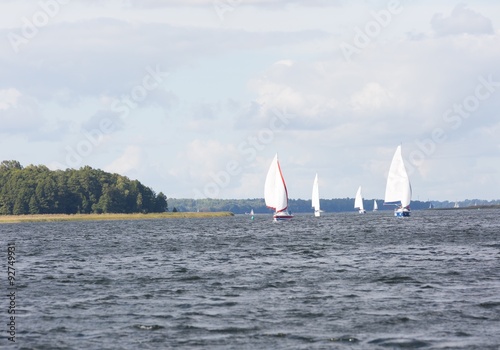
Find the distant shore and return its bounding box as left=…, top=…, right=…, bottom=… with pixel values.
left=432, top=205, right=500, bottom=210
left=0, top=212, right=234, bottom=224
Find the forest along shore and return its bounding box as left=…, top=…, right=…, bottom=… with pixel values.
left=0, top=212, right=234, bottom=224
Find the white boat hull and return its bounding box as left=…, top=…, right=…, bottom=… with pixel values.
left=273, top=212, right=293, bottom=221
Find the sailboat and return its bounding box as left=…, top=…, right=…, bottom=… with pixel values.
left=264, top=154, right=293, bottom=221
left=250, top=209, right=254, bottom=220
left=384, top=145, right=412, bottom=217
left=312, top=173, right=320, bottom=217
left=354, top=186, right=366, bottom=214
left=373, top=200, right=378, bottom=211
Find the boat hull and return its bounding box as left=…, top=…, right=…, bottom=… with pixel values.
left=394, top=209, right=411, bottom=217
left=273, top=212, right=293, bottom=221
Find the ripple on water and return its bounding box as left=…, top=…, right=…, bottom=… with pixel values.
left=369, top=337, right=430, bottom=348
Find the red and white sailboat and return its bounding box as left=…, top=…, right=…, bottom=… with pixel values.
left=264, top=154, right=293, bottom=221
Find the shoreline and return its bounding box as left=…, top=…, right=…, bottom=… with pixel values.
left=0, top=212, right=234, bottom=224
left=431, top=205, right=500, bottom=211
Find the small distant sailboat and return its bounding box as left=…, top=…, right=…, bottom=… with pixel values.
left=312, top=173, right=320, bottom=217
left=264, top=154, right=293, bottom=221
left=384, top=145, right=412, bottom=217
left=250, top=209, right=254, bottom=220
left=373, top=200, right=378, bottom=211
left=454, top=201, right=460, bottom=208
left=354, top=186, right=366, bottom=214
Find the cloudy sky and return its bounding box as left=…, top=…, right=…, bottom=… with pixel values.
left=1, top=0, right=499, bottom=201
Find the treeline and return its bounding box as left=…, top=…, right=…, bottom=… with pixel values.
left=0, top=160, right=167, bottom=215
left=169, top=197, right=397, bottom=214
left=168, top=197, right=499, bottom=214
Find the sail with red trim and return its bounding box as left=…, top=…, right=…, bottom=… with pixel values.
left=264, top=154, right=292, bottom=220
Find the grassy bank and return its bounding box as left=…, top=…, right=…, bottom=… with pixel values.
left=0, top=212, right=234, bottom=224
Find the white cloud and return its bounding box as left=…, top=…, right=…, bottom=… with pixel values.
left=274, top=59, right=294, bottom=67
left=0, top=19, right=323, bottom=106
left=0, top=90, right=46, bottom=135
left=350, top=82, right=394, bottom=112
left=105, top=145, right=143, bottom=175
left=431, top=3, right=494, bottom=37
left=179, top=139, right=239, bottom=181
left=0, top=88, right=21, bottom=110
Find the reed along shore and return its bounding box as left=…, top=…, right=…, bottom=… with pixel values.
left=0, top=212, right=234, bottom=224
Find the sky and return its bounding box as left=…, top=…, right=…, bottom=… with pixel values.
left=1, top=0, right=499, bottom=202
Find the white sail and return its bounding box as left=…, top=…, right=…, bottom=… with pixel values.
left=312, top=173, right=320, bottom=217
left=384, top=145, right=411, bottom=208
left=354, top=186, right=365, bottom=212
left=264, top=154, right=289, bottom=213
left=373, top=200, right=378, bottom=211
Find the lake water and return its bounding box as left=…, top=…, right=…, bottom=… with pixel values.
left=2, top=209, right=500, bottom=349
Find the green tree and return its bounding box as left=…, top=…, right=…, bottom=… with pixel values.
left=155, top=192, right=168, bottom=212
left=29, top=195, right=39, bottom=214
left=0, top=161, right=170, bottom=215
left=0, top=160, right=22, bottom=171
left=13, top=197, right=27, bottom=215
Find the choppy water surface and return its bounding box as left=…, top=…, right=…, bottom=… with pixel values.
left=3, top=209, right=500, bottom=349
